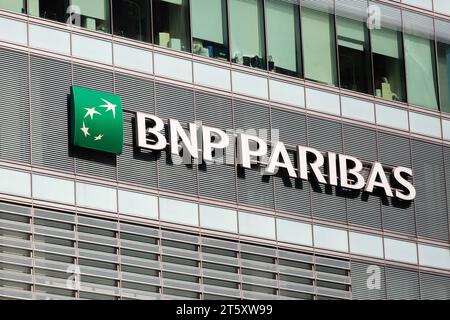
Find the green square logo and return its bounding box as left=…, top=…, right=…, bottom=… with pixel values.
left=71, top=86, right=123, bottom=154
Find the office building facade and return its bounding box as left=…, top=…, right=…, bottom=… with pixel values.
left=0, top=0, right=449, bottom=300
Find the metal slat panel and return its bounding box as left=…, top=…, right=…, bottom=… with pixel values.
left=195, top=92, right=233, bottom=129
left=115, top=73, right=154, bottom=114
left=378, top=132, right=411, bottom=167
left=73, top=64, right=114, bottom=93
left=411, top=140, right=448, bottom=241
left=420, top=272, right=450, bottom=300
left=445, top=147, right=450, bottom=231
left=158, top=150, right=198, bottom=196
left=0, top=49, right=30, bottom=164
left=270, top=109, right=307, bottom=147
left=198, top=162, right=236, bottom=202
left=118, top=145, right=158, bottom=188
left=237, top=166, right=274, bottom=210
left=234, top=100, right=271, bottom=140
left=342, top=124, right=377, bottom=161
left=155, top=82, right=194, bottom=123
left=350, top=261, right=386, bottom=300
left=386, top=267, right=420, bottom=300
left=30, top=55, right=73, bottom=171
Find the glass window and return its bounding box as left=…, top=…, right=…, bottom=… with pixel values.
left=229, top=0, right=266, bottom=70
left=76, top=182, right=117, bottom=212
left=313, top=225, right=348, bottom=252
left=0, top=0, right=26, bottom=13
left=384, top=238, right=417, bottom=264
left=199, top=205, right=237, bottom=233
left=403, top=11, right=438, bottom=110
left=265, top=0, right=301, bottom=77
left=349, top=232, right=383, bottom=258
left=112, top=0, right=151, bottom=42
left=418, top=244, right=450, bottom=270
left=370, top=3, right=406, bottom=102
left=191, top=0, right=228, bottom=60
left=153, top=0, right=190, bottom=52
left=276, top=219, right=312, bottom=246
left=301, top=0, right=337, bottom=86
left=71, top=0, right=111, bottom=33
left=159, top=198, right=199, bottom=226
left=375, top=104, right=409, bottom=131
left=32, top=174, right=75, bottom=205
left=436, top=19, right=450, bottom=114
left=336, top=0, right=372, bottom=94
left=238, top=212, right=275, bottom=239
left=118, top=190, right=158, bottom=219
left=434, top=0, right=450, bottom=16
left=28, top=0, right=68, bottom=23
left=0, top=168, right=31, bottom=197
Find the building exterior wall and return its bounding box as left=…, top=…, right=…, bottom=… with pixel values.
left=0, top=0, right=449, bottom=300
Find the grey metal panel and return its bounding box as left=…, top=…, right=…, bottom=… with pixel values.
left=270, top=109, right=307, bottom=146
left=30, top=55, right=73, bottom=171
left=0, top=49, right=30, bottom=164
left=420, top=272, right=450, bottom=300
left=115, top=73, right=154, bottom=114
left=237, top=166, right=274, bottom=210
left=73, top=64, right=114, bottom=93
left=377, top=132, right=411, bottom=167
left=155, top=82, right=194, bottom=123
left=158, top=149, right=198, bottom=196
left=123, top=111, right=134, bottom=145
left=385, top=267, right=420, bottom=300
left=274, top=150, right=311, bottom=216
left=117, top=145, right=158, bottom=188
left=311, top=184, right=347, bottom=223
left=445, top=147, right=450, bottom=233
left=198, top=162, right=236, bottom=202
left=350, top=261, right=386, bottom=300
left=307, top=117, right=342, bottom=154
left=75, top=147, right=117, bottom=180
left=342, top=124, right=377, bottom=161
left=233, top=100, right=271, bottom=140
left=381, top=197, right=416, bottom=236
left=346, top=168, right=382, bottom=229
left=411, top=140, right=448, bottom=241
left=195, top=92, right=233, bottom=130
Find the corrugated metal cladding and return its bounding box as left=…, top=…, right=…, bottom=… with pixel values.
left=0, top=48, right=449, bottom=242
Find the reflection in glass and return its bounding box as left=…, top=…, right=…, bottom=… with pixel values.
left=153, top=0, right=190, bottom=52
left=0, top=0, right=26, bottom=13
left=112, top=0, right=151, bottom=42
left=191, top=0, right=229, bottom=60
left=229, top=0, right=266, bottom=70
left=28, top=0, right=69, bottom=23
left=71, top=0, right=111, bottom=33
left=265, top=0, right=302, bottom=77
left=436, top=19, right=450, bottom=114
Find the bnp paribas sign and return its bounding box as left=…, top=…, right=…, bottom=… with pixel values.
left=70, top=86, right=416, bottom=201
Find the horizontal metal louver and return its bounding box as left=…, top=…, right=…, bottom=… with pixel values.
left=195, top=92, right=233, bottom=130
left=155, top=82, right=194, bottom=123
left=350, top=261, right=386, bottom=300
left=445, top=147, right=450, bottom=229
left=233, top=100, right=271, bottom=140
left=123, top=111, right=134, bottom=145
left=377, top=132, right=411, bottom=167
left=411, top=140, right=448, bottom=241
left=274, top=171, right=311, bottom=216
left=30, top=55, right=73, bottom=172
left=75, top=147, right=117, bottom=181
left=237, top=166, right=274, bottom=210
left=342, top=124, right=377, bottom=162
left=73, top=64, right=114, bottom=93
left=385, top=267, right=420, bottom=300
left=307, top=117, right=342, bottom=154
left=118, top=145, right=157, bottom=188
left=198, top=162, right=236, bottom=202
left=311, top=183, right=347, bottom=223
left=420, top=272, right=450, bottom=300
left=270, top=108, right=307, bottom=147
left=0, top=49, right=30, bottom=164
left=115, top=73, right=154, bottom=114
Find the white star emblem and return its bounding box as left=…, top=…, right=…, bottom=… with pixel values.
left=99, top=99, right=117, bottom=118
left=94, top=134, right=104, bottom=141
left=84, top=107, right=101, bottom=120
left=80, top=122, right=90, bottom=137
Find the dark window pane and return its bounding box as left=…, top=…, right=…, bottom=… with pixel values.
left=112, top=0, right=151, bottom=42
left=153, top=0, right=190, bottom=52
left=29, top=0, right=69, bottom=23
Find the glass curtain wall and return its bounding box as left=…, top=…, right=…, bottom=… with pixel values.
left=229, top=0, right=266, bottom=70
left=301, top=0, right=337, bottom=86
left=112, top=0, right=151, bottom=42
left=70, top=0, right=111, bottom=32
left=370, top=3, right=406, bottom=102
left=191, top=0, right=229, bottom=60
left=265, top=0, right=302, bottom=77
left=28, top=0, right=69, bottom=23
left=436, top=19, right=450, bottom=113
left=336, top=0, right=372, bottom=94
left=0, top=0, right=26, bottom=13
left=403, top=11, right=438, bottom=110
left=153, top=0, right=190, bottom=52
